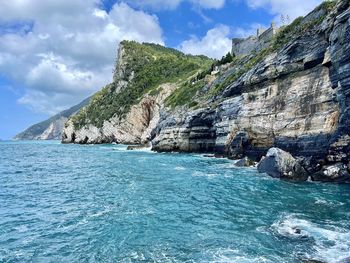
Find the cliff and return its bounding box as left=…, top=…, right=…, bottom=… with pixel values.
left=63, top=0, right=350, bottom=182
left=62, top=41, right=213, bottom=144
left=14, top=97, right=90, bottom=140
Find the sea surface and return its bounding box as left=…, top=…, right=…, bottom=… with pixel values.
left=0, top=140, right=350, bottom=263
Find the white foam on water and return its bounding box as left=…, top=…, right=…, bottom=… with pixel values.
left=15, top=225, right=28, bottom=233
left=130, top=147, right=154, bottom=153
left=209, top=248, right=270, bottom=263
left=271, top=215, right=311, bottom=239
left=215, top=163, right=237, bottom=169
left=271, top=214, right=350, bottom=262
left=174, top=166, right=186, bottom=171
left=314, top=197, right=345, bottom=207
left=192, top=171, right=218, bottom=178
left=89, top=206, right=112, bottom=218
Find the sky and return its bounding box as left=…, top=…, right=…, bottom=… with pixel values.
left=0, top=0, right=323, bottom=139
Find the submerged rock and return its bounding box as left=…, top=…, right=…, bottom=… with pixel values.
left=127, top=143, right=151, bottom=151
left=257, top=148, right=308, bottom=181
left=235, top=157, right=256, bottom=167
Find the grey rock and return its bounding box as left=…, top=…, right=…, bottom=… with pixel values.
left=127, top=144, right=151, bottom=151
left=61, top=1, right=350, bottom=183
left=313, top=163, right=350, bottom=183
left=257, top=148, right=308, bottom=181
left=235, top=157, right=256, bottom=167
left=15, top=97, right=90, bottom=140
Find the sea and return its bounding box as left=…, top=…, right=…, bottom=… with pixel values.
left=0, top=140, right=349, bottom=263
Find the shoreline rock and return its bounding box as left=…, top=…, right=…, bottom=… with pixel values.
left=127, top=143, right=152, bottom=151
left=235, top=157, right=256, bottom=167
left=257, top=148, right=308, bottom=181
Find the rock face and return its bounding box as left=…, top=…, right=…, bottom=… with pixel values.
left=62, top=84, right=176, bottom=144
left=257, top=148, right=308, bottom=181
left=62, top=1, right=350, bottom=182
left=15, top=97, right=90, bottom=140
left=62, top=41, right=213, bottom=144
left=312, top=163, right=350, bottom=183
left=151, top=1, right=350, bottom=182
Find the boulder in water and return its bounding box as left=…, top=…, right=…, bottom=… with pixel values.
left=235, top=157, right=256, bottom=167
left=257, top=148, right=308, bottom=181
left=127, top=143, right=151, bottom=151
left=312, top=163, right=350, bottom=183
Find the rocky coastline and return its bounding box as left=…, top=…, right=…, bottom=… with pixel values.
left=41, top=0, right=350, bottom=183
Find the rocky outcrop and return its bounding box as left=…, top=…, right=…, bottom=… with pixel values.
left=15, top=97, right=90, bottom=140
left=62, top=84, right=176, bottom=144
left=257, top=148, right=308, bottom=181
left=36, top=117, right=68, bottom=140
left=235, top=157, right=256, bottom=167
left=312, top=163, right=350, bottom=183
left=62, top=1, right=350, bottom=183
left=151, top=1, right=350, bottom=182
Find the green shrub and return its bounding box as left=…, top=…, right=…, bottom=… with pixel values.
left=165, top=79, right=206, bottom=108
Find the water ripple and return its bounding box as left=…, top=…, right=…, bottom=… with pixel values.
left=0, top=140, right=349, bottom=262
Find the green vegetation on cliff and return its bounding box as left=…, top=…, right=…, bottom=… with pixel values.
left=70, top=0, right=338, bottom=130
left=71, top=41, right=213, bottom=129
left=207, top=0, right=337, bottom=97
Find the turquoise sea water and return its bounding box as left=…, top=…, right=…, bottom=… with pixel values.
left=0, top=141, right=350, bottom=263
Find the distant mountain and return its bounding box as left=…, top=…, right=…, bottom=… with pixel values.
left=14, top=97, right=91, bottom=140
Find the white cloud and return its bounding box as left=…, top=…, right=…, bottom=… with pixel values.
left=233, top=23, right=267, bottom=38
left=125, top=0, right=225, bottom=10
left=245, top=0, right=322, bottom=20
left=0, top=1, right=164, bottom=114
left=179, top=25, right=232, bottom=59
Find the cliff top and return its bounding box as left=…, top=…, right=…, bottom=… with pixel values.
left=71, top=41, right=213, bottom=129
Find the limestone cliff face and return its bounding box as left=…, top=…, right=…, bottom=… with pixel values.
left=153, top=1, right=349, bottom=163
left=61, top=41, right=212, bottom=144
left=153, top=66, right=339, bottom=156
left=15, top=97, right=90, bottom=140
left=62, top=84, right=176, bottom=144
left=62, top=1, right=350, bottom=181
left=36, top=117, right=68, bottom=140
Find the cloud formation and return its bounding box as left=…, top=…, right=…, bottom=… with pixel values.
left=0, top=0, right=323, bottom=116
left=125, top=0, right=225, bottom=10
left=245, top=0, right=322, bottom=20
left=179, top=25, right=232, bottom=59
left=0, top=1, right=163, bottom=114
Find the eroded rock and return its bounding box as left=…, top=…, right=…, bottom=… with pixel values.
left=235, top=157, right=256, bottom=167
left=257, top=148, right=308, bottom=181
left=312, top=163, right=350, bottom=183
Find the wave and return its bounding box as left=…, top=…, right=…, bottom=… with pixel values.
left=271, top=214, right=350, bottom=262
left=314, top=198, right=345, bottom=207
left=174, top=166, right=186, bottom=171
left=192, top=171, right=218, bottom=178
left=208, top=248, right=270, bottom=263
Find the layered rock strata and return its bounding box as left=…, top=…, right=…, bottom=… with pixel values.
left=62, top=1, right=350, bottom=182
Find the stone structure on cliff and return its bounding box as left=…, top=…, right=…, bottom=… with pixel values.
left=232, top=22, right=279, bottom=56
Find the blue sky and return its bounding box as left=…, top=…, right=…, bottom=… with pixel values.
left=0, top=0, right=322, bottom=139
